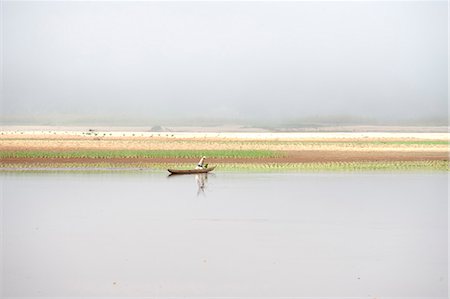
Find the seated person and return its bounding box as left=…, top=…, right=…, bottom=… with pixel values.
left=196, top=156, right=207, bottom=169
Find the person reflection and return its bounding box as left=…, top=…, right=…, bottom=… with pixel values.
left=195, top=173, right=208, bottom=196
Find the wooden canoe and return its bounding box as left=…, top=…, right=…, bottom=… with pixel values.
left=167, top=166, right=216, bottom=175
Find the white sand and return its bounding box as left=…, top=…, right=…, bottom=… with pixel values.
left=0, top=125, right=449, bottom=141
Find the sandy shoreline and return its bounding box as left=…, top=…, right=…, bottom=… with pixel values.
left=1, top=128, right=448, bottom=170
left=1, top=129, right=449, bottom=141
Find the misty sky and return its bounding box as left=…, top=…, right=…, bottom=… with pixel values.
left=1, top=1, right=448, bottom=124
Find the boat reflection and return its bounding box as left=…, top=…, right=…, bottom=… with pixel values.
left=167, top=172, right=212, bottom=196
left=195, top=173, right=208, bottom=196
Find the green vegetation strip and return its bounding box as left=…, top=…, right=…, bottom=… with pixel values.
left=214, top=161, right=449, bottom=172
left=1, top=161, right=448, bottom=172
left=0, top=149, right=281, bottom=159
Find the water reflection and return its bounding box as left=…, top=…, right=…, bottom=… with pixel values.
left=195, top=173, right=208, bottom=196
left=167, top=173, right=211, bottom=196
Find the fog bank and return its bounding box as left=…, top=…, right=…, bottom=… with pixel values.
left=1, top=1, right=448, bottom=126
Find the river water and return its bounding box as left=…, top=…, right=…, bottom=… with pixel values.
left=1, top=171, right=448, bottom=298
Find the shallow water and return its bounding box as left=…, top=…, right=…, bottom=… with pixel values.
left=0, top=171, right=448, bottom=298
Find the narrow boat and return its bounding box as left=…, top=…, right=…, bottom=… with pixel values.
left=167, top=166, right=216, bottom=175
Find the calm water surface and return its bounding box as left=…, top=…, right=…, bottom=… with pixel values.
left=1, top=171, right=448, bottom=298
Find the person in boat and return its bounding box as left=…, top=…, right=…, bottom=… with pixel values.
left=195, top=156, right=207, bottom=169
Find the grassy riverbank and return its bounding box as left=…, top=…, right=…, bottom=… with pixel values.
left=1, top=130, right=448, bottom=171
left=0, top=149, right=280, bottom=159
left=1, top=161, right=448, bottom=172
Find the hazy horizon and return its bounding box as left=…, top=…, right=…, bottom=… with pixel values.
left=1, top=1, right=448, bottom=127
